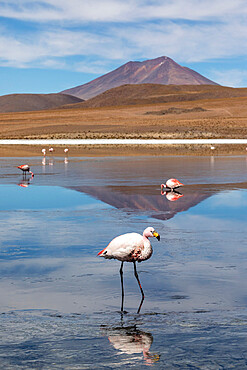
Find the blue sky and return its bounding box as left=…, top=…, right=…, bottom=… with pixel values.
left=1, top=0, right=247, bottom=95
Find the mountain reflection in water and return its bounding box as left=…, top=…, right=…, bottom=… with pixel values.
left=66, top=182, right=247, bottom=220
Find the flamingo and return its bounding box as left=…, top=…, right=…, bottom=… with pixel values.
left=64, top=148, right=69, bottom=154
left=98, top=227, right=160, bottom=313
left=161, top=178, right=184, bottom=191
left=49, top=147, right=54, bottom=153
left=42, top=148, right=46, bottom=156
left=17, top=164, right=34, bottom=178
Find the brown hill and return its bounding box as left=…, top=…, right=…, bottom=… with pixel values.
left=2, top=93, right=247, bottom=144
left=0, top=93, right=83, bottom=113
left=61, top=56, right=218, bottom=100
left=63, top=84, right=247, bottom=109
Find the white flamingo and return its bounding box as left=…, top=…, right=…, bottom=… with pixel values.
left=98, top=227, right=160, bottom=313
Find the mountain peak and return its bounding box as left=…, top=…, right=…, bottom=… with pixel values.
left=61, top=56, right=218, bottom=100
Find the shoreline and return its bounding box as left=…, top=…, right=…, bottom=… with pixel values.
left=1, top=143, right=247, bottom=157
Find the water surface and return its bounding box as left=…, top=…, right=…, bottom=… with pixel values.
left=0, top=155, right=247, bottom=368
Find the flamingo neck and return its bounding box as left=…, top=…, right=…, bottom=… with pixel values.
left=141, top=233, right=153, bottom=261
left=142, top=233, right=149, bottom=240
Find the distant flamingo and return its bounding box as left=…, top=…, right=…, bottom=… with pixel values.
left=64, top=148, right=69, bottom=154
left=161, top=178, right=184, bottom=191
left=17, top=164, right=34, bottom=178
left=42, top=148, right=46, bottom=156
left=49, top=147, right=54, bottom=153
left=98, top=227, right=160, bottom=313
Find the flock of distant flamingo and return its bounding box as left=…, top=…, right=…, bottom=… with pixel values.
left=17, top=150, right=183, bottom=314
left=17, top=147, right=69, bottom=177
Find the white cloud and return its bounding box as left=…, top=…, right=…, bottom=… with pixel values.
left=1, top=0, right=247, bottom=23
left=0, top=0, right=133, bottom=23
left=73, top=62, right=111, bottom=74
left=109, top=18, right=247, bottom=63
left=1, top=17, right=247, bottom=68
left=1, top=0, right=247, bottom=87
left=0, top=28, right=125, bottom=69
left=209, top=69, right=247, bottom=87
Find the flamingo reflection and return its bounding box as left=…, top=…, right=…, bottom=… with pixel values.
left=18, top=179, right=30, bottom=188
left=161, top=189, right=184, bottom=201
left=106, top=325, right=160, bottom=365
left=98, top=227, right=160, bottom=314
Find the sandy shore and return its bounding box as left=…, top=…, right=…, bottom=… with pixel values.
left=1, top=144, right=247, bottom=157
left=1, top=95, right=247, bottom=157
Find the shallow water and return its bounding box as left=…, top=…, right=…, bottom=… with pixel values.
left=0, top=155, right=247, bottom=368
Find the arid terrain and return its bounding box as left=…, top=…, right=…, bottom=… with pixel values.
left=1, top=84, right=247, bottom=157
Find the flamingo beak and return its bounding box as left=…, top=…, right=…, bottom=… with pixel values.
left=153, top=231, right=160, bottom=241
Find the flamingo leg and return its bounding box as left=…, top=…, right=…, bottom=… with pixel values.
left=120, top=261, right=124, bottom=312
left=133, top=261, right=145, bottom=314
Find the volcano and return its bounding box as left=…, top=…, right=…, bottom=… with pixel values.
left=61, top=56, right=218, bottom=100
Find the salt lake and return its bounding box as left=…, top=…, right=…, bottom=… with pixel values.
left=0, top=154, right=247, bottom=368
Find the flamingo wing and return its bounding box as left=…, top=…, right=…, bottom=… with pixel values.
left=166, top=178, right=184, bottom=188
left=98, top=233, right=144, bottom=261
left=17, top=164, right=29, bottom=171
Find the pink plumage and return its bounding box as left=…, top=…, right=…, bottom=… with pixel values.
left=98, top=227, right=160, bottom=313
left=98, top=227, right=160, bottom=263
left=161, top=178, right=184, bottom=190
left=17, top=164, right=34, bottom=177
